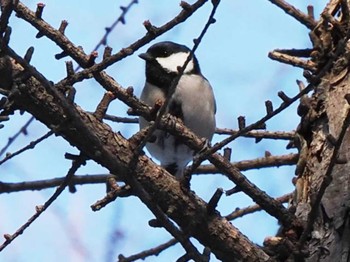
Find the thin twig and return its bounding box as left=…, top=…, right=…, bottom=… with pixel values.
left=0, top=116, right=34, bottom=157
left=103, top=114, right=138, bottom=123
left=91, top=0, right=139, bottom=54
left=0, top=130, right=53, bottom=165
left=74, top=0, right=139, bottom=71
left=225, top=193, right=293, bottom=220
left=91, top=185, right=132, bottom=211
left=118, top=238, right=178, bottom=262
left=0, top=156, right=86, bottom=252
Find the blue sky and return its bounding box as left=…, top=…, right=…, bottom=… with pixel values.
left=0, top=0, right=328, bottom=261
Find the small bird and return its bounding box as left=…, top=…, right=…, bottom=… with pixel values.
left=139, top=41, right=216, bottom=178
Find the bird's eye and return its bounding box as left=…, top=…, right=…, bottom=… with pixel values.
left=162, top=50, right=168, bottom=56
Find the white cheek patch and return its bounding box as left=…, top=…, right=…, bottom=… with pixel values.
left=156, top=52, right=194, bottom=73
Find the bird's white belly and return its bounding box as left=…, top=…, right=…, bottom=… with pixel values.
left=145, top=130, right=193, bottom=168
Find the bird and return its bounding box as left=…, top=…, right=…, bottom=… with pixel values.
left=138, top=41, right=216, bottom=178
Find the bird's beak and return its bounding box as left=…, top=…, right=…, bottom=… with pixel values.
left=138, top=52, right=154, bottom=62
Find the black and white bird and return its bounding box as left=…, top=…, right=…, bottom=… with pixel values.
left=139, top=41, right=216, bottom=178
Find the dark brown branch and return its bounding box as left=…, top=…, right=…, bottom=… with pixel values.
left=91, top=184, right=133, bottom=211
left=215, top=128, right=295, bottom=140
left=307, top=5, right=314, bottom=20
left=58, top=20, right=68, bottom=34
left=158, top=114, right=297, bottom=228
left=324, top=0, right=342, bottom=17
left=277, top=91, right=292, bottom=103
left=94, top=92, right=116, bottom=121
left=265, top=100, right=274, bottom=115
left=238, top=116, right=246, bottom=129
left=223, top=147, right=231, bottom=161
left=267, top=0, right=317, bottom=29
left=34, top=3, right=45, bottom=19
left=118, top=238, right=178, bottom=262
left=225, top=193, right=293, bottom=220
left=0, top=0, right=14, bottom=35
left=207, top=188, right=224, bottom=215
left=193, top=153, right=298, bottom=174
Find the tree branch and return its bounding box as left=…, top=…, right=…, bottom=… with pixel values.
left=118, top=238, right=178, bottom=262
left=1, top=33, right=270, bottom=262
left=267, top=0, right=317, bottom=29
left=225, top=193, right=293, bottom=221
left=0, top=156, right=86, bottom=252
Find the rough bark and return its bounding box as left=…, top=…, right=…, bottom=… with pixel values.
left=290, top=5, right=350, bottom=261
left=294, top=69, right=350, bottom=262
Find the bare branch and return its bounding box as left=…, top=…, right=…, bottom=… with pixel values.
left=0, top=174, right=108, bottom=193
left=91, top=0, right=139, bottom=53
left=0, top=156, right=86, bottom=252
left=267, top=0, right=317, bottom=29
left=268, top=50, right=317, bottom=72
left=0, top=0, right=14, bottom=35
left=0, top=116, right=34, bottom=157
left=0, top=153, right=298, bottom=194
left=215, top=128, right=295, bottom=140
left=0, top=130, right=53, bottom=165
left=194, top=153, right=298, bottom=174
left=225, top=193, right=293, bottom=221
left=118, top=238, right=178, bottom=262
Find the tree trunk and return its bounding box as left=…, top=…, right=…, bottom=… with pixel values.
left=292, top=9, right=350, bottom=261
